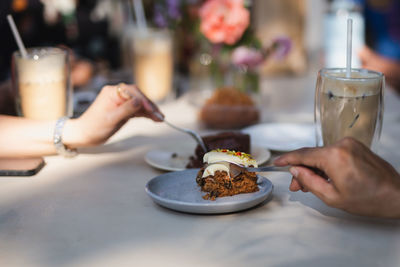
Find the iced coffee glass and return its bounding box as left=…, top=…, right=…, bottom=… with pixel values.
left=12, top=47, right=72, bottom=120
left=132, top=29, right=173, bottom=102
left=315, top=68, right=384, bottom=149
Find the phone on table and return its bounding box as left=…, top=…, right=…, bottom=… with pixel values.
left=0, top=158, right=45, bottom=176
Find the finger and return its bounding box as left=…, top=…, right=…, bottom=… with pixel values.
left=128, top=85, right=164, bottom=121
left=289, top=177, right=309, bottom=192
left=113, top=83, right=162, bottom=121
left=110, top=97, right=143, bottom=122
left=133, top=110, right=160, bottom=121
left=290, top=166, right=338, bottom=204
left=274, top=147, right=327, bottom=169
left=141, top=99, right=164, bottom=121
left=289, top=177, right=303, bottom=192
left=131, top=101, right=164, bottom=121
left=105, top=84, right=130, bottom=106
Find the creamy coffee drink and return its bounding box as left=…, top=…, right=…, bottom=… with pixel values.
left=14, top=48, right=70, bottom=120
left=132, top=29, right=173, bottom=102
left=316, top=69, right=384, bottom=148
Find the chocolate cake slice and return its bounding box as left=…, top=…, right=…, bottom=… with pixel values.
left=186, top=131, right=250, bottom=168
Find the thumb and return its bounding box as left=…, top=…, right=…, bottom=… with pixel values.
left=290, top=166, right=339, bottom=205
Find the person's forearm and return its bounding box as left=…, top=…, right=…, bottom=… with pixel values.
left=0, top=83, right=161, bottom=158
left=0, top=115, right=84, bottom=158
left=0, top=115, right=57, bottom=157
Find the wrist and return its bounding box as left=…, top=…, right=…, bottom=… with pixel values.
left=392, top=180, right=400, bottom=219
left=62, top=118, right=88, bottom=148
left=380, top=174, right=400, bottom=219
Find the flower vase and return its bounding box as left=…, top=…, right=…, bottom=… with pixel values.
left=232, top=66, right=260, bottom=94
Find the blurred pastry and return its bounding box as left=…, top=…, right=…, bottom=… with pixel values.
left=199, top=87, right=259, bottom=129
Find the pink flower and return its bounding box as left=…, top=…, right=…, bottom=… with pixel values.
left=231, top=46, right=265, bottom=68
left=231, top=37, right=292, bottom=68
left=199, top=0, right=250, bottom=45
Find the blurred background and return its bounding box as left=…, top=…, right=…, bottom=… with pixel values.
left=1, top=0, right=399, bottom=118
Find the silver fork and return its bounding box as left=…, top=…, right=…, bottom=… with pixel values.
left=155, top=113, right=208, bottom=153
left=212, top=162, right=290, bottom=173
left=222, top=162, right=329, bottom=180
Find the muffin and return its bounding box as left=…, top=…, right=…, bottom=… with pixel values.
left=199, top=87, right=260, bottom=129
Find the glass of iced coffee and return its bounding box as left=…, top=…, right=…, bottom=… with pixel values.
left=12, top=47, right=72, bottom=120
left=315, top=68, right=384, bottom=149
left=132, top=28, right=173, bottom=102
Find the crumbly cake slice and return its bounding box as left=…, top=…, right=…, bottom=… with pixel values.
left=196, top=149, right=259, bottom=200
left=196, top=168, right=258, bottom=200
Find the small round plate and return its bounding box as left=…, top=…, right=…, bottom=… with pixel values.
left=145, top=145, right=271, bottom=172
left=145, top=169, right=273, bottom=214
left=242, top=123, right=316, bottom=152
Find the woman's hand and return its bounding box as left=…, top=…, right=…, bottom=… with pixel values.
left=274, top=137, right=400, bottom=218
left=64, top=83, right=164, bottom=147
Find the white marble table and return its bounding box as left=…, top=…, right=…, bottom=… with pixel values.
left=1, top=74, right=400, bottom=267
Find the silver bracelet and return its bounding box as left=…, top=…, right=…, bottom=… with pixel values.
left=53, top=116, right=78, bottom=158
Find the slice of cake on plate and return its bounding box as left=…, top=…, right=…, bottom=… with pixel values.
left=196, top=149, right=259, bottom=200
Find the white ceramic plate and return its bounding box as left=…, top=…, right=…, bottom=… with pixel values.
left=242, top=123, right=316, bottom=152
left=145, top=169, right=273, bottom=214
left=145, top=145, right=271, bottom=172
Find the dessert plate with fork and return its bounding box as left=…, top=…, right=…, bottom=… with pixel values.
left=145, top=169, right=273, bottom=214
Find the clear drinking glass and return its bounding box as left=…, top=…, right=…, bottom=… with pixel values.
left=132, top=28, right=173, bottom=102
left=314, top=68, right=384, bottom=150
left=12, top=47, right=72, bottom=120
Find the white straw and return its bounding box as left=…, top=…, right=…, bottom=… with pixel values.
left=346, top=18, right=353, bottom=78
left=7, top=14, right=27, bottom=58
left=133, top=0, right=147, bottom=30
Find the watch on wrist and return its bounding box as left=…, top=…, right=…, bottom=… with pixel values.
left=53, top=116, right=78, bottom=158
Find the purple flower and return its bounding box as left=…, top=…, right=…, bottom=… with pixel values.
left=231, top=46, right=265, bottom=69
left=167, top=0, right=181, bottom=19
left=154, top=4, right=168, bottom=28
left=271, top=36, right=292, bottom=60
left=154, top=0, right=183, bottom=28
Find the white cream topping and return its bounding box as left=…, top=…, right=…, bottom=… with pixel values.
left=202, top=151, right=257, bottom=178
left=202, top=162, right=230, bottom=177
